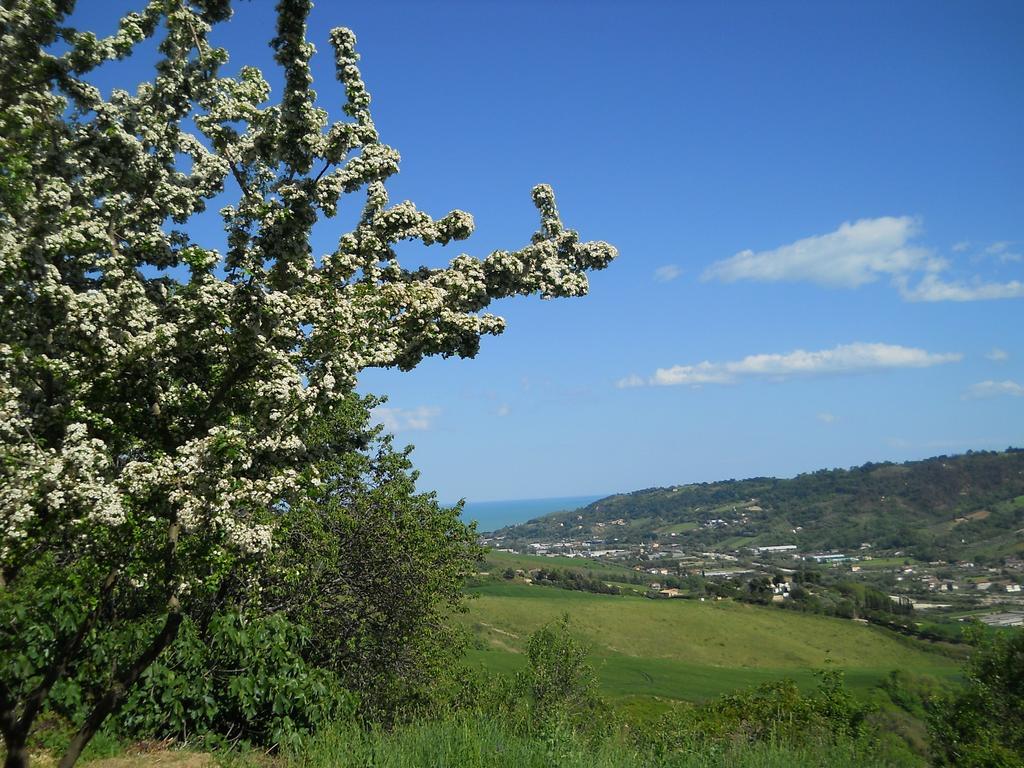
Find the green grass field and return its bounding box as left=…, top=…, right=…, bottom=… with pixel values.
left=484, top=550, right=633, bottom=572
left=656, top=521, right=699, bottom=534
left=460, top=581, right=961, bottom=702
left=482, top=550, right=640, bottom=584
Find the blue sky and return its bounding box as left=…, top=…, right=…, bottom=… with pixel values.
left=73, top=1, right=1024, bottom=502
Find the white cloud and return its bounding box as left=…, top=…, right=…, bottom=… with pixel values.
left=987, top=348, right=1009, bottom=362
left=654, top=264, right=682, bottom=283
left=496, top=403, right=511, bottom=417
left=651, top=362, right=733, bottom=386
left=703, top=217, right=943, bottom=288
left=626, top=342, right=961, bottom=388
left=372, top=405, right=440, bottom=432
left=898, top=274, right=1024, bottom=302
left=705, top=223, right=1023, bottom=303
left=817, top=412, right=837, bottom=424
left=615, top=373, right=646, bottom=389
left=985, top=241, right=1022, bottom=263
left=964, top=380, right=1024, bottom=399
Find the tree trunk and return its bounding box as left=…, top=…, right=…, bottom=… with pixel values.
left=0, top=569, right=119, bottom=768
left=2, top=709, right=27, bottom=768
left=2, top=667, right=25, bottom=768
left=3, top=743, right=29, bottom=768
left=57, top=600, right=182, bottom=768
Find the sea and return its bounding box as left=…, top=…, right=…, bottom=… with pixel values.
left=457, top=494, right=605, bottom=534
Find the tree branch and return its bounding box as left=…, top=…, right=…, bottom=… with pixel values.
left=57, top=598, right=183, bottom=768
left=229, top=162, right=252, bottom=199
left=14, top=568, right=119, bottom=737
left=57, top=518, right=183, bottom=768
left=0, top=679, right=17, bottom=742
left=313, top=161, right=333, bottom=184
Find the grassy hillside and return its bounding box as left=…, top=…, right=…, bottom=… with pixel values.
left=492, top=449, right=1024, bottom=560
left=480, top=550, right=644, bottom=590
left=482, top=550, right=634, bottom=576
left=458, top=580, right=962, bottom=702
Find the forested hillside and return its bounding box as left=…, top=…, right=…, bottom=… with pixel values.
left=493, top=449, right=1024, bottom=561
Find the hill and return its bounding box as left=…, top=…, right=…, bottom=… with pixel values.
left=489, top=449, right=1024, bottom=561
left=458, top=580, right=962, bottom=704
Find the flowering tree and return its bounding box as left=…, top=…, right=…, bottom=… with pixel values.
left=0, top=1, right=615, bottom=765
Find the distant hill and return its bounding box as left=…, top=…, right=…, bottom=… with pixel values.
left=491, top=449, right=1024, bottom=561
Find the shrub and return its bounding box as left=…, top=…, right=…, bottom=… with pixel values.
left=44, top=612, right=352, bottom=752
left=637, top=670, right=873, bottom=759
left=929, top=626, right=1024, bottom=767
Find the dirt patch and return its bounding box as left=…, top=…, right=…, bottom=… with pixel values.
left=84, top=751, right=215, bottom=768
left=487, top=636, right=520, bottom=653
left=953, top=509, right=991, bottom=525
left=479, top=622, right=519, bottom=639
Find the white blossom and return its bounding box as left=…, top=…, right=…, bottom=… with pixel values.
left=0, top=0, right=615, bottom=590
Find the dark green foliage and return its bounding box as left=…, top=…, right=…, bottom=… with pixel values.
left=835, top=582, right=913, bottom=616
left=745, top=576, right=773, bottom=601
left=793, top=569, right=823, bottom=585
left=704, top=670, right=869, bottom=743
left=1, top=565, right=350, bottom=752
left=495, top=449, right=1024, bottom=560
left=636, top=671, right=874, bottom=761
left=464, top=615, right=606, bottom=739
left=0, top=552, right=204, bottom=763
left=519, top=614, right=600, bottom=721
left=530, top=568, right=622, bottom=595
left=114, top=613, right=354, bottom=751
left=1, top=394, right=481, bottom=754
left=0, top=561, right=95, bottom=725
left=263, top=397, right=484, bottom=720
left=929, top=627, right=1024, bottom=767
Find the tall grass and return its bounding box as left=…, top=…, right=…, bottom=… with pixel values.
left=282, top=715, right=912, bottom=768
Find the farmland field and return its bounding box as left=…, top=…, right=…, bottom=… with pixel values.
left=482, top=550, right=640, bottom=583
left=458, top=580, right=962, bottom=702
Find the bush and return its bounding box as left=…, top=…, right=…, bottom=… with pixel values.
left=467, top=615, right=605, bottom=739
left=636, top=670, right=873, bottom=758
left=520, top=615, right=599, bottom=722
left=263, top=403, right=484, bottom=721
left=0, top=563, right=353, bottom=755
left=48, top=612, right=354, bottom=752
left=124, top=613, right=354, bottom=750
left=929, top=626, right=1024, bottom=767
